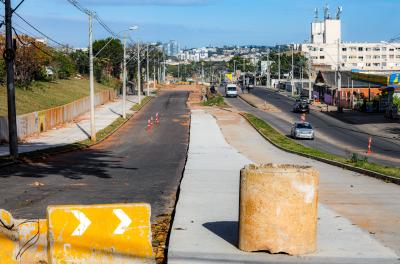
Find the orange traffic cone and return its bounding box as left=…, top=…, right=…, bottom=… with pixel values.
left=300, top=114, right=306, bottom=122
left=147, top=118, right=153, bottom=131
left=156, top=113, right=160, bottom=125
left=367, top=137, right=372, bottom=154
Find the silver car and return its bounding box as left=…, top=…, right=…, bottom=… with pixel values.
left=291, top=122, right=315, bottom=140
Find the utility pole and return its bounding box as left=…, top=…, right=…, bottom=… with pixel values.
left=254, top=61, right=257, bottom=87
left=278, top=45, right=281, bottom=85
left=137, top=41, right=141, bottom=104
left=89, top=12, right=96, bottom=141
left=153, top=62, right=156, bottom=89
left=234, top=60, right=236, bottom=73
left=267, top=48, right=271, bottom=89
left=178, top=63, right=180, bottom=81
left=300, top=67, right=303, bottom=94
left=146, top=44, right=150, bottom=96
left=4, top=0, right=18, bottom=158
left=201, top=62, right=204, bottom=83
left=291, top=44, right=295, bottom=96
left=308, top=52, right=312, bottom=100
left=163, top=55, right=166, bottom=83
left=122, top=32, right=127, bottom=119
left=157, top=58, right=160, bottom=84
left=337, top=39, right=342, bottom=112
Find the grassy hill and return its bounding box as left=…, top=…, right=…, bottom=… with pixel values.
left=0, top=78, right=115, bottom=116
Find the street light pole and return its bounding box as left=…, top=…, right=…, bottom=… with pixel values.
left=137, top=41, right=141, bottom=104
left=291, top=44, right=295, bottom=96
left=163, top=55, right=166, bottom=83
left=308, top=52, right=312, bottom=100
left=153, top=61, right=156, bottom=89
left=122, top=32, right=127, bottom=119
left=337, top=39, right=342, bottom=112
left=147, top=44, right=150, bottom=96
left=278, top=45, right=281, bottom=85
left=89, top=12, right=96, bottom=142
left=201, top=62, right=204, bottom=83
left=4, top=0, right=18, bottom=158
left=267, top=48, right=271, bottom=89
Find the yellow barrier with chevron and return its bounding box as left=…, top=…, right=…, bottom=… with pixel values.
left=0, top=204, right=154, bottom=264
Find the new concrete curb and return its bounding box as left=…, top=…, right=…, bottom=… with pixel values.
left=238, top=94, right=258, bottom=108
left=0, top=97, right=153, bottom=168
left=241, top=113, right=400, bottom=185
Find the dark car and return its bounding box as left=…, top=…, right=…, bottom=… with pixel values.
left=293, top=99, right=310, bottom=113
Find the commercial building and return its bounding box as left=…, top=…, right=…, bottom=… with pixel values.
left=301, top=5, right=400, bottom=71
left=178, top=48, right=209, bottom=62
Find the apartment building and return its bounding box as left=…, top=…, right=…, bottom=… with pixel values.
left=301, top=6, right=400, bottom=71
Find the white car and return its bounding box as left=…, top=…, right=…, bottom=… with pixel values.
left=291, top=122, right=315, bottom=140
left=225, top=84, right=238, bottom=98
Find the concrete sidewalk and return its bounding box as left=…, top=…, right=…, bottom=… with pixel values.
left=0, top=95, right=139, bottom=156
left=168, top=109, right=399, bottom=264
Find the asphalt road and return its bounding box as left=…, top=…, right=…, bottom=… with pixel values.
left=0, top=90, right=190, bottom=219
left=220, top=85, right=400, bottom=166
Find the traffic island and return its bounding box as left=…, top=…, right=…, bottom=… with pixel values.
left=238, top=93, right=280, bottom=112
left=241, top=113, right=400, bottom=183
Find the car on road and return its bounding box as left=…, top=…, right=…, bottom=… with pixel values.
left=293, top=98, right=310, bottom=113
left=225, top=84, right=238, bottom=98
left=291, top=121, right=315, bottom=140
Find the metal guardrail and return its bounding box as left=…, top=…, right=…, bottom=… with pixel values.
left=0, top=90, right=116, bottom=143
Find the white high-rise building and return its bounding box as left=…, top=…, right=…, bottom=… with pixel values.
left=163, top=40, right=180, bottom=57
left=301, top=5, right=400, bottom=71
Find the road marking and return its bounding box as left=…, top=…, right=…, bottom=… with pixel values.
left=71, top=210, right=91, bottom=236
left=113, top=209, right=132, bottom=235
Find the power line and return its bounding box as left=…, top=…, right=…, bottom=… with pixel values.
left=13, top=12, right=67, bottom=47
left=12, top=27, right=56, bottom=59
left=66, top=0, right=117, bottom=38
left=0, top=1, right=69, bottom=48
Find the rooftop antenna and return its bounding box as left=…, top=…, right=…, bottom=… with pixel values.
left=336, top=6, right=343, bottom=20
left=324, top=4, right=329, bottom=20
left=314, top=8, right=319, bottom=21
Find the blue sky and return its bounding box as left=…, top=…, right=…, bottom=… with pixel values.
left=7, top=0, right=400, bottom=48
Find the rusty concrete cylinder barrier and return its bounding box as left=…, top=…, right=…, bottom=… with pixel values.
left=239, top=164, right=319, bottom=255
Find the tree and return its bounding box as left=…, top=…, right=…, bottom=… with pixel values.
left=261, top=50, right=308, bottom=79
left=0, top=34, right=53, bottom=88
left=52, top=52, right=76, bottom=79
left=227, top=56, right=256, bottom=73
left=70, top=49, right=89, bottom=75
left=93, top=38, right=123, bottom=78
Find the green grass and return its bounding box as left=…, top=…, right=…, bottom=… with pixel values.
left=243, top=113, right=400, bottom=179
left=202, top=94, right=229, bottom=108
left=0, top=78, right=114, bottom=116
left=0, top=96, right=152, bottom=165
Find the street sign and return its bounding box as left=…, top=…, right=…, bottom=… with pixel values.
left=225, top=73, right=233, bottom=82
left=47, top=203, right=154, bottom=263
